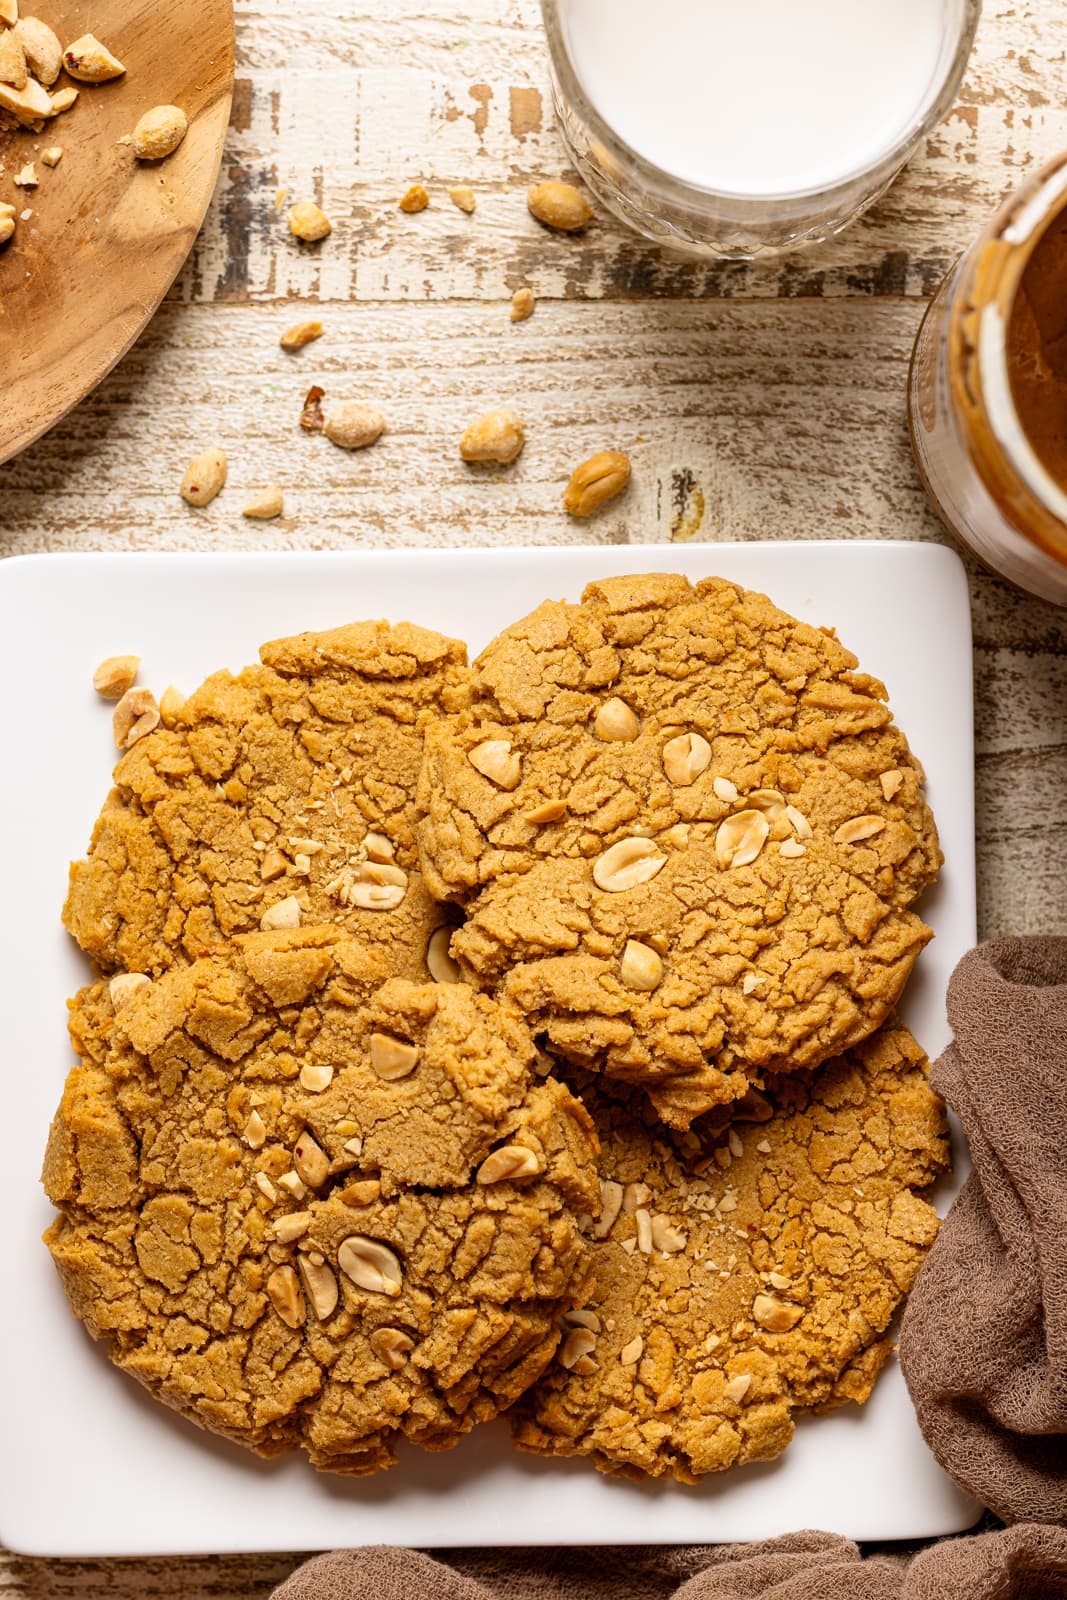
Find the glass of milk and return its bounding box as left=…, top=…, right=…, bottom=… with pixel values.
left=543, top=0, right=982, bottom=257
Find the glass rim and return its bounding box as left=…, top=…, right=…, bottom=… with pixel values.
left=541, top=0, right=983, bottom=210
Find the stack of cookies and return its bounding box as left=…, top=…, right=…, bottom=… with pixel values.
left=43, top=573, right=949, bottom=1484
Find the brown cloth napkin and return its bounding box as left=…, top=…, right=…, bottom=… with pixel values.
left=900, top=936, right=1067, bottom=1525
left=270, top=1527, right=1067, bottom=1599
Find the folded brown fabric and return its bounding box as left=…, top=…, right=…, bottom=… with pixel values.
left=270, top=1526, right=1067, bottom=1599
left=900, top=936, right=1067, bottom=1524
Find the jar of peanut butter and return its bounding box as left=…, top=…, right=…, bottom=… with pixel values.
left=909, top=153, right=1067, bottom=605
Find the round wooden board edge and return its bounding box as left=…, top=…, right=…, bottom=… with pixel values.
left=0, top=5, right=237, bottom=467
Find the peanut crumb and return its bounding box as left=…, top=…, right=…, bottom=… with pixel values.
left=398, top=183, right=429, bottom=214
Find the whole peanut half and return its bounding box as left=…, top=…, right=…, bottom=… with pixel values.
left=288, top=201, right=331, bottom=242
left=280, top=319, right=324, bottom=351
left=132, top=104, right=188, bottom=160
left=460, top=408, right=525, bottom=465
left=180, top=447, right=227, bottom=507
left=527, top=179, right=593, bottom=232
left=324, top=403, right=385, bottom=451
left=564, top=450, right=632, bottom=517
left=14, top=17, right=62, bottom=85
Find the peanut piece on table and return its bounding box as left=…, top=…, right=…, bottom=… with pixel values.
left=288, top=201, right=331, bottom=242
left=564, top=450, right=631, bottom=517
left=324, top=403, right=385, bottom=451
left=398, top=183, right=429, bottom=213
left=180, top=447, right=228, bottom=507
left=280, top=319, right=323, bottom=351
left=460, top=408, right=525, bottom=464
left=41, top=145, right=62, bottom=166
left=527, top=179, right=593, bottom=232
left=510, top=287, right=535, bottom=322
left=448, top=185, right=475, bottom=213
left=243, top=486, right=284, bottom=520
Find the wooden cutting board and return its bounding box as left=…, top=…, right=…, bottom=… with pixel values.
left=0, top=0, right=234, bottom=464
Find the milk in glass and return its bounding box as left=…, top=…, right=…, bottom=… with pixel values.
left=560, top=0, right=947, bottom=197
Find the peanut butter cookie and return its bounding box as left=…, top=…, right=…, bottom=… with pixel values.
left=43, top=929, right=599, bottom=1475
left=511, top=1020, right=949, bottom=1482
left=65, top=620, right=471, bottom=983
left=417, top=574, right=941, bottom=1127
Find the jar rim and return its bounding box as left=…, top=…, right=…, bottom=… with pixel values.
left=950, top=152, right=1067, bottom=564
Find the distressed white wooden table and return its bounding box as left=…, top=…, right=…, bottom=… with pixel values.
left=2, top=0, right=1066, bottom=1592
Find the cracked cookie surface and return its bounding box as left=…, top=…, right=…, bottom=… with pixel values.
left=511, top=1020, right=949, bottom=1483
left=417, top=574, right=941, bottom=1126
left=64, top=620, right=471, bottom=982
left=43, top=929, right=599, bottom=1475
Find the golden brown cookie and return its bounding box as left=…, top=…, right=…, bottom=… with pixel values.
left=511, top=1021, right=949, bottom=1483
left=64, top=620, right=471, bottom=982
left=417, top=574, right=941, bottom=1126
left=43, top=930, right=599, bottom=1475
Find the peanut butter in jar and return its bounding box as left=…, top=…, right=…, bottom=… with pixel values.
left=909, top=154, right=1067, bottom=605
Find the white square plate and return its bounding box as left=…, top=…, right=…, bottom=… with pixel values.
left=0, top=544, right=979, bottom=1556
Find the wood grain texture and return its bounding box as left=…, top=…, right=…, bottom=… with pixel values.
left=0, top=0, right=235, bottom=462
left=174, top=0, right=1067, bottom=306
left=1, top=0, right=1065, bottom=1591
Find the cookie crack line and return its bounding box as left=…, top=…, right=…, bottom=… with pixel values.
left=418, top=573, right=940, bottom=1127
left=512, top=1021, right=949, bottom=1482
left=65, top=619, right=474, bottom=985
left=43, top=929, right=600, bottom=1474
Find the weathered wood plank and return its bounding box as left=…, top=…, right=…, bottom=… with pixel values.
left=0, top=1549, right=305, bottom=1598
left=0, top=298, right=947, bottom=538
left=170, top=0, right=1067, bottom=307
